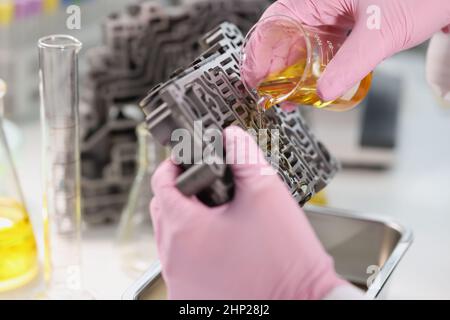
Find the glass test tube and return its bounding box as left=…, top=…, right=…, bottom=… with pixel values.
left=38, top=35, right=91, bottom=299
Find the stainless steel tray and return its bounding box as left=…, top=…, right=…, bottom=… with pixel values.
left=122, top=206, right=412, bottom=300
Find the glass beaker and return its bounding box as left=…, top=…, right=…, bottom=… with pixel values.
left=117, top=123, right=167, bottom=278
left=38, top=35, right=92, bottom=299
left=0, top=79, right=39, bottom=293
left=240, top=15, right=372, bottom=111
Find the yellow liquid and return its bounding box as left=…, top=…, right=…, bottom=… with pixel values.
left=257, top=59, right=372, bottom=111
left=0, top=1, right=14, bottom=26
left=0, top=197, right=39, bottom=292
left=43, top=0, right=60, bottom=14
left=308, top=190, right=328, bottom=207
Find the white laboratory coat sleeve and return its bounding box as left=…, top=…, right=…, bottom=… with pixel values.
left=322, top=284, right=368, bottom=300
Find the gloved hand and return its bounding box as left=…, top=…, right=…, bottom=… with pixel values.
left=426, top=31, right=450, bottom=103
left=242, top=0, right=450, bottom=103
left=150, top=126, right=347, bottom=299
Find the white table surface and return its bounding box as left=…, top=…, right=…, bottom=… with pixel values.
left=6, top=49, right=450, bottom=300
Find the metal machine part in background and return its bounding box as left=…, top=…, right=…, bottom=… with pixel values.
left=80, top=0, right=271, bottom=223
left=140, top=22, right=339, bottom=207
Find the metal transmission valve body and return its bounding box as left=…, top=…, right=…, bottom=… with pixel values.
left=80, top=0, right=271, bottom=223
left=140, top=22, right=339, bottom=207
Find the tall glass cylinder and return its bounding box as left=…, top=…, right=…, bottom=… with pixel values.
left=38, top=35, right=90, bottom=299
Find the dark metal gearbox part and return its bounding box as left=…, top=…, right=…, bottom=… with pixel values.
left=140, top=22, right=340, bottom=207
left=80, top=0, right=271, bottom=223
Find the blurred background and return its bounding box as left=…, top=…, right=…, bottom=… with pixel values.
left=1, top=0, right=450, bottom=299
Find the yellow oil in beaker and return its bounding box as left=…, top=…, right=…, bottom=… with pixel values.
left=257, top=58, right=372, bottom=111
left=0, top=197, right=39, bottom=292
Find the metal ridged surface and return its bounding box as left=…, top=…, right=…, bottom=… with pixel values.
left=80, top=0, right=271, bottom=223
left=140, top=22, right=339, bottom=206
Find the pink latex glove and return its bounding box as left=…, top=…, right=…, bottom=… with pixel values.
left=150, top=126, right=346, bottom=300
left=242, top=0, right=450, bottom=104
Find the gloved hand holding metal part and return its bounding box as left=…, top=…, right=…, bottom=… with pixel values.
left=150, top=126, right=364, bottom=300
left=148, top=0, right=450, bottom=300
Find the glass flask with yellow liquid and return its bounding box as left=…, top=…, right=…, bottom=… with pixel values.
left=240, top=15, right=372, bottom=111
left=0, top=79, right=39, bottom=293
